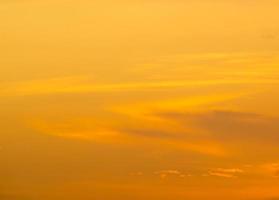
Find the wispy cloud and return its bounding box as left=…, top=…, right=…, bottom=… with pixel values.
left=28, top=117, right=226, bottom=156
left=206, top=168, right=244, bottom=178
left=1, top=74, right=278, bottom=97
left=155, top=170, right=190, bottom=179
left=158, top=110, right=279, bottom=149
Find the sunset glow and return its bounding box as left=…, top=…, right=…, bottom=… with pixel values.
left=1, top=1, right=279, bottom=200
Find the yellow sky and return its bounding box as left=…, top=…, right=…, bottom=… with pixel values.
left=1, top=0, right=279, bottom=200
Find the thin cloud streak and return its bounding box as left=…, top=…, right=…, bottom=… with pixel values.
left=0, top=76, right=278, bottom=97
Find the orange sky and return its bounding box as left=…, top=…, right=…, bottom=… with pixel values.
left=1, top=1, right=279, bottom=200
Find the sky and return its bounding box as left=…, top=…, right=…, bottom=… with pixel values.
left=1, top=0, right=279, bottom=200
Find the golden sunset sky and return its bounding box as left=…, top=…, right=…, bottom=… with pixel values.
left=1, top=0, right=279, bottom=199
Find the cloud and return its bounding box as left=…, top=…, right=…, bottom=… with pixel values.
left=206, top=168, right=244, bottom=178
left=112, top=93, right=244, bottom=121
left=25, top=92, right=241, bottom=156
left=158, top=110, right=279, bottom=145
left=154, top=170, right=190, bottom=179
left=29, top=117, right=226, bottom=156
left=1, top=74, right=278, bottom=97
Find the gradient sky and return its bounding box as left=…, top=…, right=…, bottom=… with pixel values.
left=1, top=0, right=279, bottom=200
